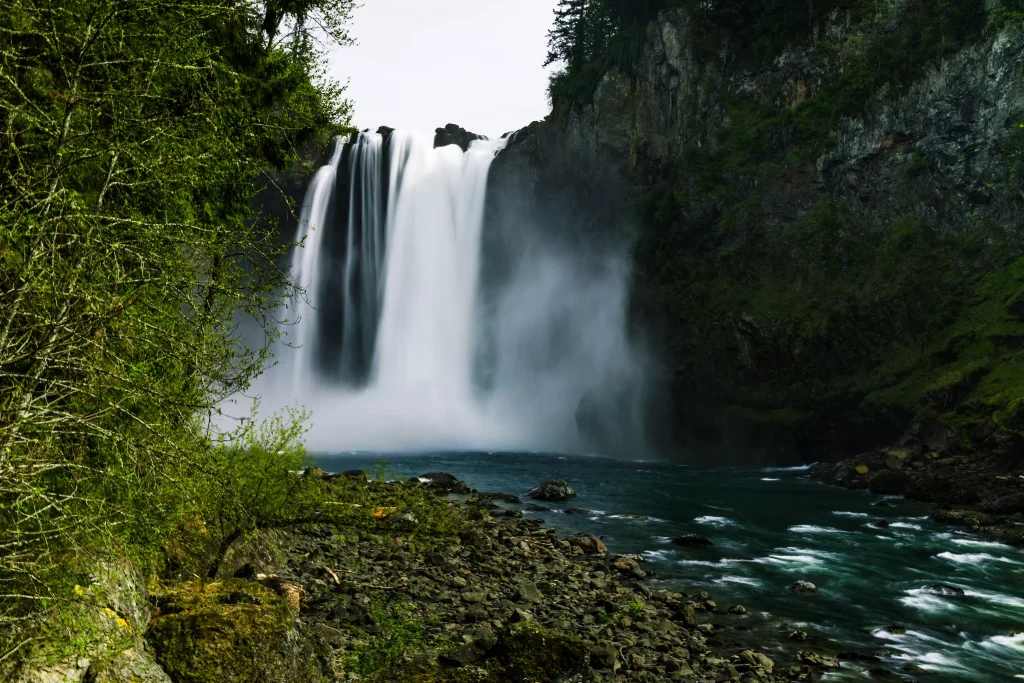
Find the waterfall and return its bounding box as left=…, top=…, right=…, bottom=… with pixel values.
left=266, top=127, right=648, bottom=454
left=287, top=131, right=507, bottom=414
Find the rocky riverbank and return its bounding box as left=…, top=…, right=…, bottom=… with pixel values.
left=18, top=468, right=878, bottom=683
left=809, top=443, right=1024, bottom=546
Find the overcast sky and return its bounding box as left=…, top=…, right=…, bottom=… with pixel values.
left=328, top=0, right=558, bottom=139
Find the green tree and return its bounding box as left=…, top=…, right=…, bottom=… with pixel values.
left=0, top=0, right=353, bottom=666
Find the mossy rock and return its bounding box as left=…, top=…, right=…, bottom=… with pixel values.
left=368, top=623, right=591, bottom=683
left=147, top=579, right=332, bottom=683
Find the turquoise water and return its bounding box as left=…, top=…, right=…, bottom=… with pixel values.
left=313, top=451, right=1024, bottom=681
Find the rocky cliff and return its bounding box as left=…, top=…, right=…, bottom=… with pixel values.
left=489, top=1, right=1024, bottom=466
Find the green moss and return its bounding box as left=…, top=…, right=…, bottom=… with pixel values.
left=147, top=580, right=330, bottom=683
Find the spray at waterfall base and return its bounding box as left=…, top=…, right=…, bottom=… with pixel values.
left=253, top=128, right=651, bottom=455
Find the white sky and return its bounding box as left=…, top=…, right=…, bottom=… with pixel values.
left=328, top=0, right=558, bottom=139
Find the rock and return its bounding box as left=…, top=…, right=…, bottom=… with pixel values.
left=728, top=604, right=748, bottom=615
left=797, top=651, right=840, bottom=669
left=461, top=591, right=487, bottom=603
left=789, top=580, right=818, bottom=594
left=517, top=581, right=543, bottom=603
left=838, top=651, right=880, bottom=662
left=921, top=583, right=965, bottom=596
left=256, top=575, right=304, bottom=613
left=589, top=640, right=620, bottom=670
left=341, top=469, right=366, bottom=480
left=14, top=558, right=167, bottom=683
left=788, top=630, right=809, bottom=641
left=613, top=556, right=645, bottom=578
left=510, top=608, right=533, bottom=623
left=420, top=472, right=469, bottom=494
left=147, top=580, right=333, bottom=683
left=564, top=507, right=591, bottom=515
left=88, top=648, right=172, bottom=683
left=462, top=604, right=489, bottom=623
left=885, top=623, right=907, bottom=635
left=527, top=480, right=577, bottom=502
left=980, top=489, right=1024, bottom=514
left=524, top=503, right=551, bottom=512
left=874, top=520, right=890, bottom=528
left=671, top=534, right=713, bottom=548
left=868, top=469, right=907, bottom=495
left=434, top=123, right=485, bottom=152
left=478, top=492, right=522, bottom=504
left=495, top=623, right=589, bottom=682
left=738, top=650, right=774, bottom=673
left=568, top=534, right=607, bottom=555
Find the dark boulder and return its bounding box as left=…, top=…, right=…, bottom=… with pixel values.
left=419, top=472, right=470, bottom=494
left=869, top=469, right=907, bottom=495
left=527, top=480, right=576, bottom=502
left=672, top=534, right=713, bottom=548
left=788, top=580, right=818, bottom=594
left=434, top=123, right=485, bottom=152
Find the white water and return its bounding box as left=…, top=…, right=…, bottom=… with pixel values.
left=257, top=129, right=648, bottom=453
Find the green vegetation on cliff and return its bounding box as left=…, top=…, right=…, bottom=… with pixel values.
left=0, top=0, right=355, bottom=669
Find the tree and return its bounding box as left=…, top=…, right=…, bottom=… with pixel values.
left=545, top=0, right=590, bottom=67
left=0, top=0, right=353, bottom=666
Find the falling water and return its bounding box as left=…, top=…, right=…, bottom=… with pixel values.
left=264, top=127, right=649, bottom=454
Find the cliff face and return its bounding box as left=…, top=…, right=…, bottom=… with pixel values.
left=489, top=3, right=1024, bottom=465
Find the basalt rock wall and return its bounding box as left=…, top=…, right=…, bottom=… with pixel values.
left=488, top=2, right=1024, bottom=465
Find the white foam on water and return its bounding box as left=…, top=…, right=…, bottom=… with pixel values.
left=654, top=536, right=673, bottom=545
left=963, top=589, right=1024, bottom=609
left=762, top=465, right=812, bottom=471
left=641, top=549, right=671, bottom=561
left=951, top=537, right=1011, bottom=549
left=978, top=632, right=1024, bottom=651
left=831, top=511, right=870, bottom=517
left=695, top=516, right=736, bottom=527
left=900, top=589, right=957, bottom=613
left=715, top=575, right=763, bottom=587
left=789, top=525, right=849, bottom=534
left=936, top=552, right=1019, bottom=565
left=890, top=522, right=922, bottom=530
left=761, top=477, right=780, bottom=481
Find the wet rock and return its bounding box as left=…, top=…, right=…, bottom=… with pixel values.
left=434, top=123, right=485, bottom=152
left=797, top=651, right=840, bottom=669
left=838, top=651, right=880, bottom=662
left=568, top=534, right=607, bottom=555
left=564, top=507, right=591, bottom=516
left=478, top=492, right=522, bottom=504
left=612, top=555, right=645, bottom=578
left=589, top=640, right=620, bottom=670
left=524, top=503, right=551, bottom=512
left=737, top=649, right=774, bottom=673
left=789, top=580, right=818, bottom=594
left=979, top=489, right=1024, bottom=514
left=868, top=469, right=907, bottom=495
left=873, top=520, right=890, bottom=528
left=885, top=623, right=907, bottom=635
left=788, top=630, right=809, bottom=641
left=728, top=604, right=748, bottom=615
left=420, top=472, right=470, bottom=494
left=921, top=583, right=965, bottom=596
left=527, top=480, right=577, bottom=502
left=671, top=534, right=713, bottom=548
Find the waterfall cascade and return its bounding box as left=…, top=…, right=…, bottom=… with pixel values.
left=265, top=127, right=648, bottom=454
